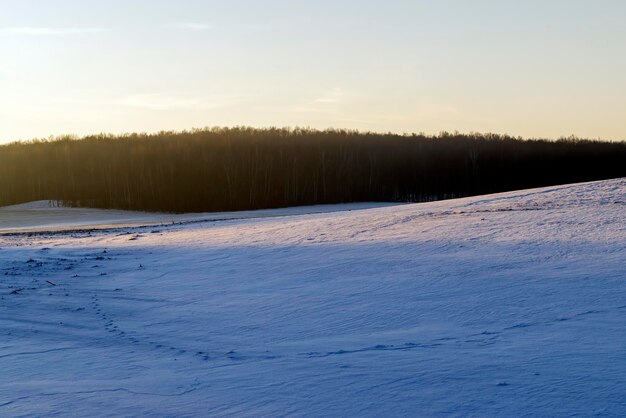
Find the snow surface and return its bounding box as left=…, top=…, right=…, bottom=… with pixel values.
left=1, top=179, right=625, bottom=416
left=0, top=201, right=397, bottom=234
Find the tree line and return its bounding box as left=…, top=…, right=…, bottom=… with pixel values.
left=0, top=127, right=624, bottom=212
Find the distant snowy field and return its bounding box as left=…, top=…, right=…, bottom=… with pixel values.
left=0, top=201, right=396, bottom=234
left=1, top=179, right=625, bottom=416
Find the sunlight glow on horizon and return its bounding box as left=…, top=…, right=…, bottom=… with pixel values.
left=1, top=0, right=625, bottom=143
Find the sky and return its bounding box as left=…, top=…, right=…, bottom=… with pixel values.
left=1, top=0, right=625, bottom=143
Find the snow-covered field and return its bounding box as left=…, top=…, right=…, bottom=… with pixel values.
left=1, top=179, right=625, bottom=416
left=0, top=200, right=395, bottom=234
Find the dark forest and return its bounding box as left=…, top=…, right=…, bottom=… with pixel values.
left=0, top=127, right=624, bottom=213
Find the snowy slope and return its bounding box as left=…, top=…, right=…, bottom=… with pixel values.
left=1, top=179, right=625, bottom=416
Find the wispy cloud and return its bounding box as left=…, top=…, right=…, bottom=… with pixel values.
left=290, top=88, right=346, bottom=113
left=56, top=92, right=253, bottom=111
left=314, top=88, right=344, bottom=104
left=1, top=27, right=107, bottom=35
left=169, top=22, right=213, bottom=31
left=118, top=93, right=204, bottom=110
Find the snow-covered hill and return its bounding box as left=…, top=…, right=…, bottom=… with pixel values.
left=1, top=179, right=625, bottom=416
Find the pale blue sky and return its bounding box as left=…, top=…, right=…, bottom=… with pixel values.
left=1, top=0, right=625, bottom=142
